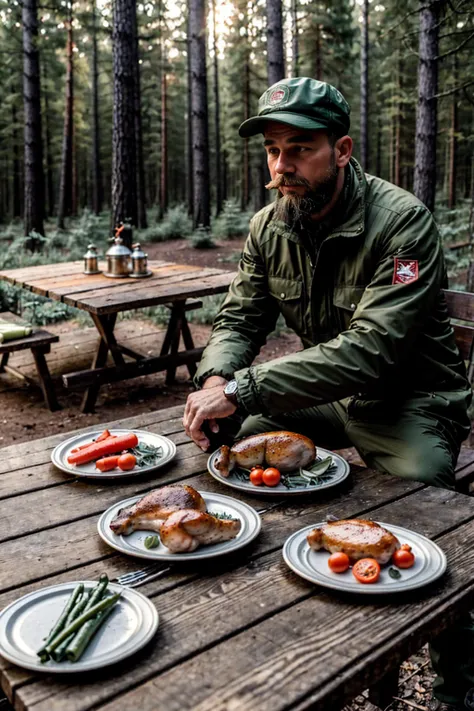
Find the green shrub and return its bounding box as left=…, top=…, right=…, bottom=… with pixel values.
left=212, top=200, right=252, bottom=239
left=188, top=226, right=216, bottom=249
left=139, top=205, right=192, bottom=243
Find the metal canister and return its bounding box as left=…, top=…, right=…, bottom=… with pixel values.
left=83, top=244, right=101, bottom=275
left=104, top=236, right=132, bottom=278
left=130, top=243, right=151, bottom=278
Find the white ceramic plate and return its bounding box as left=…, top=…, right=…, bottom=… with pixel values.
left=283, top=521, right=447, bottom=594
left=98, top=490, right=261, bottom=561
left=51, top=429, right=176, bottom=479
left=0, top=581, right=158, bottom=673
left=207, top=447, right=350, bottom=496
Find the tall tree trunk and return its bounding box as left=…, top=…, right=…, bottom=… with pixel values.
left=414, top=0, right=442, bottom=213
left=112, top=0, right=138, bottom=235
left=242, top=55, right=250, bottom=209
left=57, top=3, right=74, bottom=229
left=42, top=60, right=55, bottom=217
left=394, top=49, right=403, bottom=186
left=155, top=0, right=163, bottom=217
left=360, top=0, right=369, bottom=171
left=12, top=103, right=22, bottom=218
left=447, top=55, right=458, bottom=209
left=222, top=148, right=228, bottom=204
left=375, top=113, right=382, bottom=178
left=22, top=0, right=45, bottom=237
left=314, top=24, right=322, bottom=80
left=211, top=0, right=222, bottom=216
left=133, top=9, right=147, bottom=229
left=160, top=69, right=168, bottom=214
left=291, top=0, right=299, bottom=77
left=189, top=0, right=210, bottom=229
left=91, top=0, right=102, bottom=215
left=186, top=13, right=194, bottom=218
left=266, top=0, right=285, bottom=86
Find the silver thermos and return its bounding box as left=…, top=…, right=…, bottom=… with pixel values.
left=130, top=243, right=151, bottom=278
left=83, top=244, right=101, bottom=275
left=105, top=236, right=132, bottom=278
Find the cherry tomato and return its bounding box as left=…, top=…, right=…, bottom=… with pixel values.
left=262, top=467, right=281, bottom=487
left=392, top=547, right=415, bottom=569
left=328, top=552, right=350, bottom=574
left=117, top=453, right=137, bottom=471
left=352, top=558, right=381, bottom=584
left=249, top=468, right=264, bottom=486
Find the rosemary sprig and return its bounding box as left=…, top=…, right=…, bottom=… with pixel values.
left=230, top=457, right=338, bottom=490
left=130, top=442, right=163, bottom=468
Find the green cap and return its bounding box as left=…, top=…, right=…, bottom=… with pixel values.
left=239, top=77, right=350, bottom=138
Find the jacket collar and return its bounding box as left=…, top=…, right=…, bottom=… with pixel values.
left=268, top=157, right=367, bottom=244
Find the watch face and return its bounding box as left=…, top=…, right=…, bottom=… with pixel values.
left=225, top=380, right=238, bottom=396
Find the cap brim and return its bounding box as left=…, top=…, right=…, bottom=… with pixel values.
left=238, top=112, right=330, bottom=138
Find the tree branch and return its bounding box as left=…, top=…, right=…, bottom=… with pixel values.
left=431, top=78, right=474, bottom=99
left=435, top=30, right=474, bottom=58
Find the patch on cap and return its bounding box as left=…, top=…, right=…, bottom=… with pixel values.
left=267, top=84, right=290, bottom=107
left=392, top=258, right=419, bottom=285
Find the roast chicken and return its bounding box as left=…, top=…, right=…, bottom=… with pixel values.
left=159, top=509, right=241, bottom=553
left=307, top=519, right=400, bottom=564
left=109, top=484, right=206, bottom=535
left=215, top=431, right=316, bottom=477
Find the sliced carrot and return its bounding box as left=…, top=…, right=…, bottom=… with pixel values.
left=95, top=456, right=120, bottom=472
left=67, top=433, right=139, bottom=465
left=95, top=429, right=113, bottom=442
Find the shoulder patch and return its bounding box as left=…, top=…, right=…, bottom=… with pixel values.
left=393, top=258, right=419, bottom=285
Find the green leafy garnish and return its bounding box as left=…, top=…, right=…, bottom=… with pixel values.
left=231, top=457, right=338, bottom=490
left=144, top=535, right=160, bottom=549
left=389, top=567, right=402, bottom=579
left=131, top=443, right=163, bottom=468
left=207, top=511, right=238, bottom=521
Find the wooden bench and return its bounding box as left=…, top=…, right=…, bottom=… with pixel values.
left=444, top=289, right=474, bottom=493
left=0, top=312, right=59, bottom=411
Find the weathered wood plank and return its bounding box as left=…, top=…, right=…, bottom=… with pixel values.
left=12, top=496, right=474, bottom=711
left=0, top=262, right=84, bottom=288
left=444, top=289, right=474, bottom=322
left=65, top=272, right=235, bottom=314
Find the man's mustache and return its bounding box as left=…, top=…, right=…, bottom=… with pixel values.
left=265, top=175, right=312, bottom=190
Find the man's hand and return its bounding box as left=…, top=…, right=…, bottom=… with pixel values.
left=183, top=383, right=236, bottom=451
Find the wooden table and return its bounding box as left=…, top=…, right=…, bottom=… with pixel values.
left=1, top=405, right=474, bottom=711
left=0, top=261, right=235, bottom=411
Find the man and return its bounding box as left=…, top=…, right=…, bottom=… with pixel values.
left=183, top=77, right=473, bottom=710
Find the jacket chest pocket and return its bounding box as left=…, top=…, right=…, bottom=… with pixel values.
left=333, top=286, right=366, bottom=330
left=268, top=276, right=304, bottom=333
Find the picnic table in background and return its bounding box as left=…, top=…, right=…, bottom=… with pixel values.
left=1, top=404, right=474, bottom=711
left=0, top=261, right=236, bottom=412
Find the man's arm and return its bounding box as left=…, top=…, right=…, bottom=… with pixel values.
left=193, top=227, right=280, bottom=387
left=233, top=205, right=447, bottom=415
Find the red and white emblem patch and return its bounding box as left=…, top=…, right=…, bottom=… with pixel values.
left=393, top=258, right=419, bottom=285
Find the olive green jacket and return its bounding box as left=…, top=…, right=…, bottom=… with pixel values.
left=195, top=159, right=471, bottom=429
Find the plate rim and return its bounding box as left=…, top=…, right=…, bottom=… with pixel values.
left=51, top=428, right=177, bottom=479
left=0, top=580, right=159, bottom=673
left=97, top=489, right=262, bottom=561
left=282, top=520, right=447, bottom=595
left=207, top=446, right=350, bottom=496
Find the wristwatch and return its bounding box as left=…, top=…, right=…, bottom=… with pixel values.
left=223, top=379, right=239, bottom=407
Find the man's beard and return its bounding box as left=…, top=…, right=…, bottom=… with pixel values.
left=266, top=157, right=339, bottom=226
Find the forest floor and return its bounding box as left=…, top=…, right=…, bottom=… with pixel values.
left=0, top=236, right=467, bottom=711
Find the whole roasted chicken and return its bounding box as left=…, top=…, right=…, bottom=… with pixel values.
left=109, top=484, right=206, bottom=535
left=307, top=519, right=400, bottom=564
left=160, top=510, right=241, bottom=553
left=216, top=431, right=316, bottom=477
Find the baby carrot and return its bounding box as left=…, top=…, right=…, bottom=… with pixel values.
left=67, top=433, right=138, bottom=465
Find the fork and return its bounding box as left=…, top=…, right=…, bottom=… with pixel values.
left=114, top=502, right=282, bottom=587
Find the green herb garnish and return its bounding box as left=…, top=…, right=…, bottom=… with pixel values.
left=131, top=442, right=163, bottom=468
left=388, top=567, right=402, bottom=579
left=230, top=456, right=338, bottom=490
left=144, top=534, right=160, bottom=549
left=207, top=511, right=238, bottom=521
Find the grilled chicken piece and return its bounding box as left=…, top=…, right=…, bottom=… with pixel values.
left=216, top=431, right=316, bottom=477
left=110, top=484, right=206, bottom=535
left=159, top=509, right=242, bottom=553
left=307, top=519, right=400, bottom=564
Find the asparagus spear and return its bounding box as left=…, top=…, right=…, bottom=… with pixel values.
left=37, top=584, right=84, bottom=662
left=65, top=603, right=116, bottom=662
left=50, top=592, right=92, bottom=662
left=50, top=575, right=109, bottom=662
left=44, top=593, right=121, bottom=657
